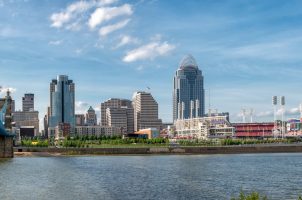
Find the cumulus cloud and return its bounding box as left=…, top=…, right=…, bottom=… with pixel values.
left=50, top=0, right=117, bottom=28
left=115, top=35, right=140, bottom=48
left=88, top=4, right=132, bottom=29
left=250, top=107, right=300, bottom=118
left=75, top=101, right=90, bottom=114
left=48, top=40, right=63, bottom=46
left=123, top=40, right=175, bottom=62
left=0, top=86, right=16, bottom=94
left=99, top=19, right=130, bottom=36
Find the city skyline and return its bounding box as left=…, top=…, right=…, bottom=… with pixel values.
left=1, top=0, right=302, bottom=126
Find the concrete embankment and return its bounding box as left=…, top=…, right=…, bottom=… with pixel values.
left=13, top=144, right=302, bottom=156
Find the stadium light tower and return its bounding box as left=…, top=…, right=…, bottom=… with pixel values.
left=241, top=108, right=246, bottom=123
left=272, top=96, right=278, bottom=138
left=250, top=108, right=254, bottom=123
left=280, top=96, right=285, bottom=138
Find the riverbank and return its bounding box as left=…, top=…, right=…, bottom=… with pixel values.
left=13, top=143, right=302, bottom=157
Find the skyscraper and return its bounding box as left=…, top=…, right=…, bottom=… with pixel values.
left=48, top=75, right=75, bottom=136
left=100, top=98, right=132, bottom=126
left=86, top=106, right=97, bottom=126
left=22, top=93, right=34, bottom=112
left=75, top=114, right=85, bottom=126
left=132, top=91, right=162, bottom=131
left=173, top=55, right=205, bottom=121
left=106, top=107, right=134, bottom=134
left=101, top=98, right=134, bottom=133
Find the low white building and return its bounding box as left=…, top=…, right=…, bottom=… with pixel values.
left=75, top=126, right=122, bottom=137
left=175, top=116, right=234, bottom=139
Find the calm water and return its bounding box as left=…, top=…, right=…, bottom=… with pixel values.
left=1, top=154, right=302, bottom=200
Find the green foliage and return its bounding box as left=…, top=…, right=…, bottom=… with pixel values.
left=231, top=191, right=267, bottom=200
left=61, top=139, right=85, bottom=148
left=21, top=139, right=49, bottom=147
left=51, top=135, right=169, bottom=147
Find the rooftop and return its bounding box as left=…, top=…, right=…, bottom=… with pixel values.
left=179, top=54, right=198, bottom=69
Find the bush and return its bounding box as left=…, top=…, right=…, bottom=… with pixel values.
left=231, top=191, right=267, bottom=200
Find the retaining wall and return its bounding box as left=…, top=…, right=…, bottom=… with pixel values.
left=13, top=144, right=302, bottom=155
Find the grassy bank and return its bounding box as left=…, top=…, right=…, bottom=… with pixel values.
left=19, top=137, right=302, bottom=148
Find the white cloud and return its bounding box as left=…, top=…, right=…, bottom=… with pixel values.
left=88, top=4, right=132, bottom=29
left=150, top=34, right=162, bottom=41
left=0, top=86, right=16, bottom=94
left=115, top=35, right=139, bottom=48
left=123, top=40, right=175, bottom=62
left=249, top=107, right=300, bottom=118
left=75, top=48, right=83, bottom=55
left=75, top=101, right=90, bottom=114
left=48, top=40, right=63, bottom=46
left=50, top=0, right=117, bottom=28
left=99, top=19, right=130, bottom=36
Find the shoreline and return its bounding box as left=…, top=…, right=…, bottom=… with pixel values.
left=13, top=144, right=302, bottom=157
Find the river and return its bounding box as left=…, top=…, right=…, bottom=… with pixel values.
left=1, top=153, right=302, bottom=200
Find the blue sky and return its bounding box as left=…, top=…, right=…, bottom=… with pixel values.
left=1, top=0, right=302, bottom=126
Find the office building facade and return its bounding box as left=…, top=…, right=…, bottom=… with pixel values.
left=132, top=91, right=162, bottom=131
left=48, top=75, right=75, bottom=137
left=173, top=55, right=205, bottom=121
left=100, top=98, right=132, bottom=126
left=106, top=107, right=134, bottom=134
left=12, top=111, right=39, bottom=136
left=86, top=106, right=97, bottom=126
left=22, top=93, right=34, bottom=112
left=75, top=114, right=85, bottom=126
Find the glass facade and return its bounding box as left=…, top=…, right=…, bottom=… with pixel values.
left=173, top=55, right=205, bottom=121
left=49, top=75, right=75, bottom=130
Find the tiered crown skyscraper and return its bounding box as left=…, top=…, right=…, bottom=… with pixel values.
left=173, top=55, right=205, bottom=121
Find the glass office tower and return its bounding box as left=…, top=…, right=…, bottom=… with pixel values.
left=173, top=55, right=205, bottom=121
left=49, top=75, right=75, bottom=130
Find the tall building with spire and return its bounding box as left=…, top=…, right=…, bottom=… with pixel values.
left=48, top=75, right=75, bottom=137
left=173, top=55, right=205, bottom=121
left=86, top=106, right=97, bottom=126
